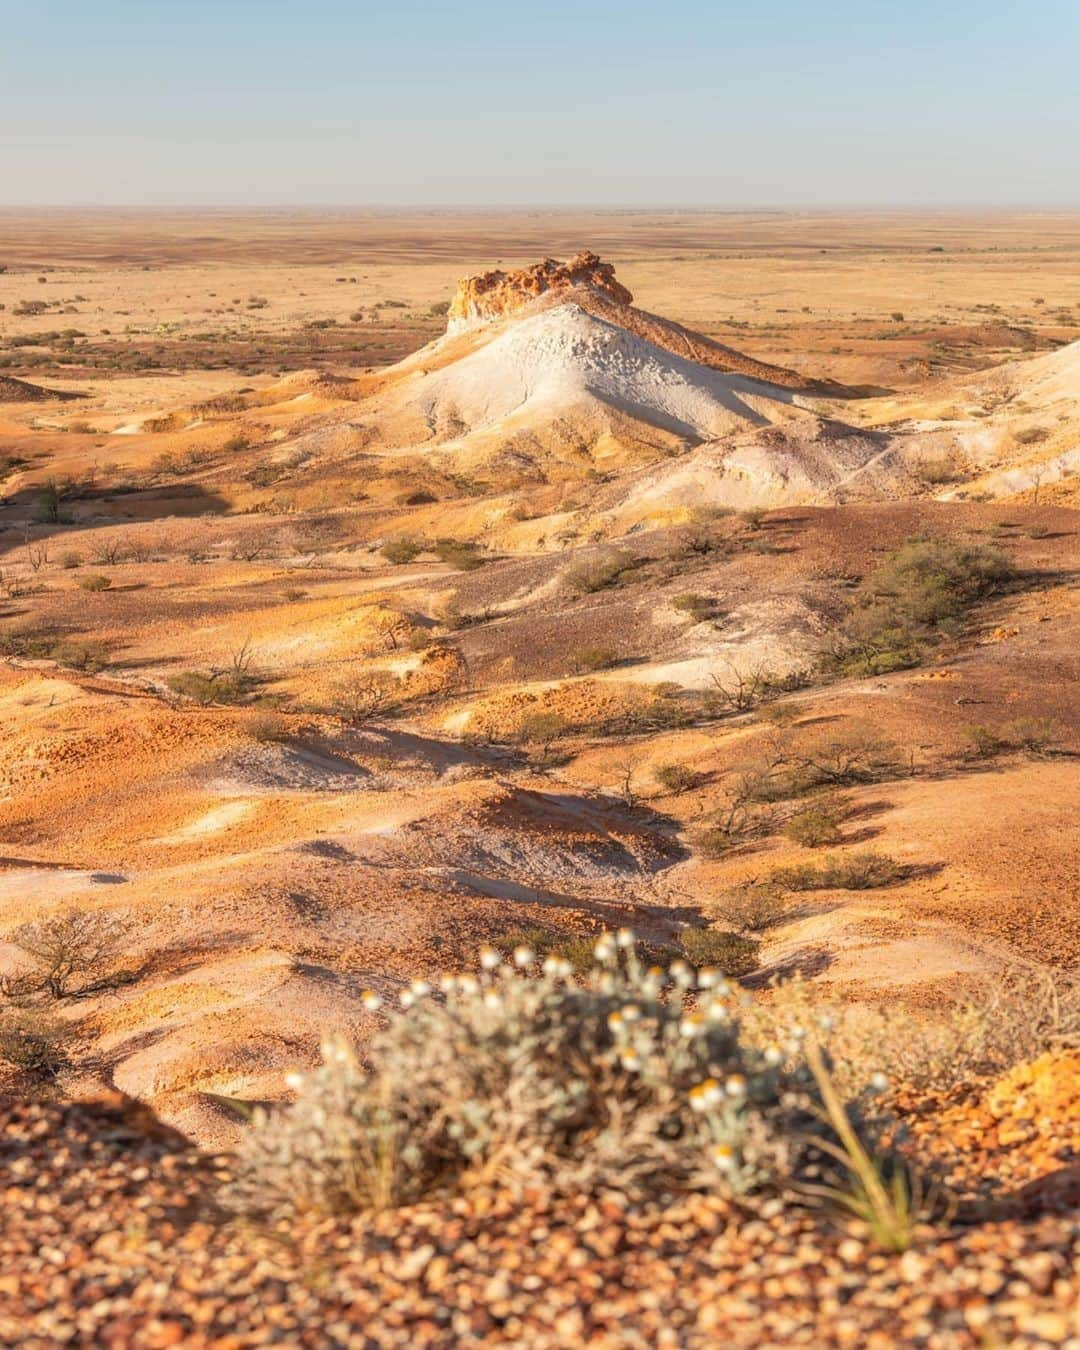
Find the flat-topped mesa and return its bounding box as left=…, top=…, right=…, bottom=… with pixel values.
left=447, top=251, right=633, bottom=333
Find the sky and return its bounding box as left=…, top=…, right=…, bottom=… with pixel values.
left=2, top=0, right=1078, bottom=207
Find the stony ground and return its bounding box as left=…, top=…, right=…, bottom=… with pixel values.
left=2, top=1088, right=1077, bottom=1348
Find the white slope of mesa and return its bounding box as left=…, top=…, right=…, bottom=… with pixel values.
left=387, top=302, right=809, bottom=443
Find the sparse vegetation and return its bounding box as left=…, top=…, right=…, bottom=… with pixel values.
left=381, top=536, right=422, bottom=565
left=829, top=536, right=1016, bottom=676
left=770, top=852, right=906, bottom=892
left=563, top=549, right=637, bottom=595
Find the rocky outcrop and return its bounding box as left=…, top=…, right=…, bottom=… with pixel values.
left=447, top=251, right=633, bottom=333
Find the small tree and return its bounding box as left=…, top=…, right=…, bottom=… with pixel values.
left=6, top=909, right=135, bottom=1000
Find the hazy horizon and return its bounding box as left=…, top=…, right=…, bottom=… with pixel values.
left=4, top=0, right=1079, bottom=208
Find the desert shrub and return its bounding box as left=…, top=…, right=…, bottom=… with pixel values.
left=1013, top=426, right=1048, bottom=445
left=381, top=536, right=422, bottom=565
left=4, top=909, right=135, bottom=1000
left=223, top=433, right=251, bottom=453
left=679, top=928, right=759, bottom=977
left=50, top=640, right=108, bottom=674
left=771, top=852, right=905, bottom=892
left=230, top=936, right=819, bottom=1218
left=77, top=574, right=112, bottom=592
left=0, top=1010, right=72, bottom=1079
left=911, top=456, right=966, bottom=486
left=831, top=537, right=1016, bottom=676
left=694, top=825, right=748, bottom=860
left=569, top=646, right=618, bottom=674
left=59, top=550, right=82, bottom=569
left=964, top=724, right=1005, bottom=759
left=654, top=763, right=703, bottom=795
left=515, top=712, right=570, bottom=759
left=783, top=803, right=844, bottom=848
left=167, top=670, right=250, bottom=705
left=747, top=967, right=1078, bottom=1101
left=31, top=483, right=62, bottom=524
left=671, top=593, right=715, bottom=622
left=1003, top=716, right=1058, bottom=754
left=433, top=539, right=485, bottom=571
left=333, top=671, right=402, bottom=723
left=248, top=713, right=290, bottom=743
left=716, top=883, right=790, bottom=934
left=563, top=549, right=637, bottom=595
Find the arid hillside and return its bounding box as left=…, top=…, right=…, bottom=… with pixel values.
left=0, top=209, right=1077, bottom=1347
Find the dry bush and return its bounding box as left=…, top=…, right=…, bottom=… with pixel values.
left=746, top=968, right=1079, bottom=1100
left=671, top=593, right=715, bottom=622
left=563, top=549, right=637, bottom=595
left=0, top=1010, right=73, bottom=1079
left=77, top=573, right=112, bottom=593
left=230, top=937, right=820, bottom=1219
left=434, top=539, right=485, bottom=571
left=381, top=536, right=423, bottom=565
left=167, top=670, right=250, bottom=705
left=4, top=908, right=135, bottom=1001
left=654, top=763, right=703, bottom=795
left=333, top=671, right=402, bottom=723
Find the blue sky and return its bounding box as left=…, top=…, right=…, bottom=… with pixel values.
left=3, top=0, right=1078, bottom=205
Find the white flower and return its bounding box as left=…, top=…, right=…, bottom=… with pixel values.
left=513, top=945, right=535, bottom=968
left=399, top=990, right=415, bottom=1008
left=457, top=973, right=480, bottom=995
left=869, top=1072, right=889, bottom=1093
left=479, top=945, right=501, bottom=971
left=763, top=1044, right=783, bottom=1067
left=690, top=1078, right=723, bottom=1111
left=594, top=934, right=617, bottom=961
left=710, top=1142, right=736, bottom=1171
left=818, top=1013, right=836, bottom=1032
left=284, top=1070, right=305, bottom=1091
left=669, top=960, right=694, bottom=987
left=725, top=1074, right=747, bottom=1097
left=615, top=927, right=635, bottom=949
left=619, top=1051, right=642, bottom=1071
left=410, top=979, right=431, bottom=998
left=697, top=966, right=720, bottom=988
left=437, top=973, right=456, bottom=993
left=705, top=999, right=729, bottom=1024
left=679, top=1013, right=705, bottom=1038
left=541, top=955, right=561, bottom=976
left=360, top=990, right=383, bottom=1012
left=621, top=1003, right=642, bottom=1022
left=483, top=990, right=502, bottom=1010
left=555, top=958, right=574, bottom=980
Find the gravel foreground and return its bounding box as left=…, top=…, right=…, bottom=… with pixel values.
left=1, top=1096, right=1077, bottom=1348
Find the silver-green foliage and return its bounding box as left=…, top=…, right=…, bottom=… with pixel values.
left=231, top=936, right=817, bottom=1219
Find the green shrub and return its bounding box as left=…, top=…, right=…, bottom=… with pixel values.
left=672, top=593, right=715, bottom=622
left=569, top=646, right=618, bottom=674
left=679, top=928, right=759, bottom=977
left=1003, top=716, right=1058, bottom=754
left=229, top=935, right=816, bottom=1218
left=771, top=852, right=906, bottom=892
left=564, top=549, right=636, bottom=595
left=167, top=670, right=251, bottom=705
left=964, top=724, right=1005, bottom=758
left=654, top=763, right=703, bottom=795
left=717, top=883, right=789, bottom=933
left=434, top=539, right=485, bottom=571
left=783, top=804, right=844, bottom=848
left=832, top=537, right=1016, bottom=676
left=381, top=536, right=422, bottom=565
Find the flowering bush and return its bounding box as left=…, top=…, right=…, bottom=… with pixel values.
left=231, top=934, right=819, bottom=1219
